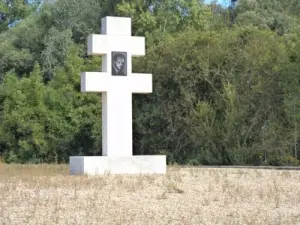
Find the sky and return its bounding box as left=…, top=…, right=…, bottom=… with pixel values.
left=204, top=0, right=231, bottom=7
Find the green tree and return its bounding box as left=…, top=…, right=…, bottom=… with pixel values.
left=0, top=46, right=102, bottom=163
left=0, top=0, right=41, bottom=32
left=0, top=0, right=300, bottom=166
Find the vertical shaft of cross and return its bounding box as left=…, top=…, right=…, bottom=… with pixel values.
left=102, top=91, right=133, bottom=156
left=101, top=17, right=133, bottom=157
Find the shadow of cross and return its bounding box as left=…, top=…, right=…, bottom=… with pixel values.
left=81, top=16, right=152, bottom=157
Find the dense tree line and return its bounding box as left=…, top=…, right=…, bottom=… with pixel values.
left=0, top=0, right=300, bottom=165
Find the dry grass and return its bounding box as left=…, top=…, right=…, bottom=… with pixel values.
left=1, top=164, right=300, bottom=225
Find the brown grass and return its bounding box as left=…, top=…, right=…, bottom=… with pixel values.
left=1, top=164, right=300, bottom=225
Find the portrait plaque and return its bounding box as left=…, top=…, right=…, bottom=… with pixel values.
left=111, top=52, right=127, bottom=76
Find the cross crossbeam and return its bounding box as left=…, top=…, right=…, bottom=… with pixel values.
left=87, top=35, right=145, bottom=56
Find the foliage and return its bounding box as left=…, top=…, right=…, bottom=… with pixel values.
left=0, top=0, right=299, bottom=165
left=0, top=0, right=41, bottom=32
left=0, top=46, right=102, bottom=163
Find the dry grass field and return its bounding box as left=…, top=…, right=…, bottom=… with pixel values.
left=0, top=164, right=300, bottom=225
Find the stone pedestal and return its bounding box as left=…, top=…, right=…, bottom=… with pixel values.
left=70, top=156, right=166, bottom=175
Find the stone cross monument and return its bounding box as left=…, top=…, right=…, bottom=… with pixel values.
left=69, top=16, right=166, bottom=175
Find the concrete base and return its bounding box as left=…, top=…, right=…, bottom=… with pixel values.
left=69, top=155, right=166, bottom=175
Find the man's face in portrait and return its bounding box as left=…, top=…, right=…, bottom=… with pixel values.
left=114, top=56, right=125, bottom=71
left=112, top=52, right=127, bottom=76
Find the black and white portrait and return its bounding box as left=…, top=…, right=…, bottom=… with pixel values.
left=112, top=52, right=127, bottom=76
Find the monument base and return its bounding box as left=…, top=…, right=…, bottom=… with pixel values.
left=69, top=155, right=166, bottom=175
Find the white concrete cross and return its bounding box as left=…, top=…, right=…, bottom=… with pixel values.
left=81, top=16, right=152, bottom=157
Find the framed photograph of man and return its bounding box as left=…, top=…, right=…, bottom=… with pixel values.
left=111, top=52, right=127, bottom=76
